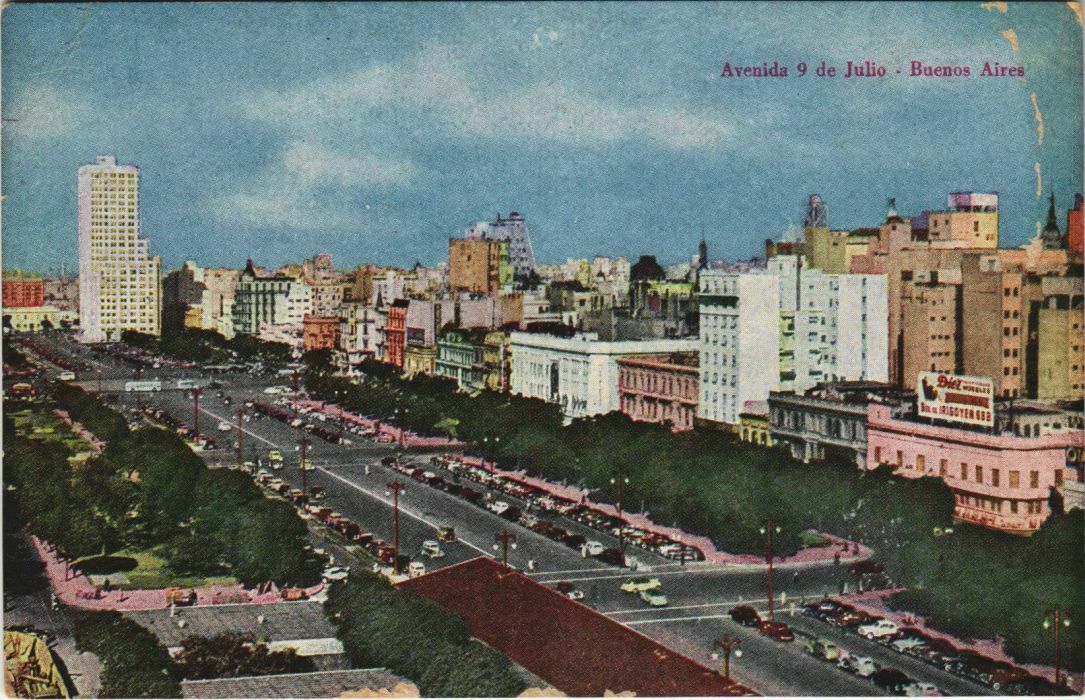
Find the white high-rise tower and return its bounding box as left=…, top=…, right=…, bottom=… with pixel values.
left=78, top=156, right=162, bottom=342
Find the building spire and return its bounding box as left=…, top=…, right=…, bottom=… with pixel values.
left=1041, top=185, right=1063, bottom=249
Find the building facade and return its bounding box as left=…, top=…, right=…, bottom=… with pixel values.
left=2, top=272, right=45, bottom=309
left=404, top=344, right=437, bottom=377
left=510, top=332, right=698, bottom=419
left=466, top=212, right=537, bottom=281
left=231, top=261, right=312, bottom=336
left=302, top=314, right=340, bottom=352
left=436, top=330, right=485, bottom=390
left=449, top=238, right=510, bottom=294
left=385, top=300, right=409, bottom=369
left=617, top=352, right=699, bottom=431
left=866, top=403, right=1083, bottom=534
left=78, top=156, right=161, bottom=341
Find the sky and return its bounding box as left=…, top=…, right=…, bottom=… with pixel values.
left=2, top=1, right=1082, bottom=273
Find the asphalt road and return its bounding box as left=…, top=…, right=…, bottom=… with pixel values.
left=19, top=331, right=999, bottom=697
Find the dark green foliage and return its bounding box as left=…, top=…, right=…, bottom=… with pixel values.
left=123, top=328, right=291, bottom=367
left=325, top=573, right=525, bottom=697
left=53, top=383, right=130, bottom=443
left=3, top=337, right=29, bottom=368
left=173, top=633, right=315, bottom=680
left=72, top=611, right=181, bottom=698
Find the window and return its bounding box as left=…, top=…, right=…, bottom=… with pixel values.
left=1010, top=471, right=1020, bottom=488
left=874, top=446, right=882, bottom=463
left=896, top=450, right=903, bottom=467
left=1010, top=500, right=1018, bottom=514
left=1055, top=470, right=1064, bottom=487
left=940, top=458, right=947, bottom=477
left=960, top=462, right=968, bottom=480
left=975, top=465, right=984, bottom=483
left=992, top=469, right=1000, bottom=487
left=916, top=454, right=925, bottom=471
left=1030, top=470, right=1039, bottom=489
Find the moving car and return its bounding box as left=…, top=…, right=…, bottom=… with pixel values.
left=758, top=621, right=795, bottom=642
left=487, top=501, right=510, bottom=516
left=729, top=605, right=761, bottom=627
left=585, top=540, right=605, bottom=556
left=902, top=682, right=942, bottom=697
left=597, top=547, right=625, bottom=566
left=858, top=619, right=899, bottom=640
left=891, top=637, right=929, bottom=655
left=802, top=638, right=840, bottom=661
left=421, top=540, right=445, bottom=558
left=620, top=577, right=662, bottom=593
left=407, top=561, right=427, bottom=578
left=639, top=589, right=668, bottom=607
left=872, top=668, right=911, bottom=694
left=436, top=526, right=457, bottom=542
left=217, top=421, right=232, bottom=432
left=838, top=653, right=878, bottom=677
left=268, top=450, right=283, bottom=462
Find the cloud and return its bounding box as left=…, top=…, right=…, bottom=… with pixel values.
left=234, top=44, right=737, bottom=152
left=2, top=84, right=89, bottom=143
left=215, top=139, right=416, bottom=229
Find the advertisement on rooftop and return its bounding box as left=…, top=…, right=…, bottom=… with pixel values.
left=917, top=372, right=994, bottom=428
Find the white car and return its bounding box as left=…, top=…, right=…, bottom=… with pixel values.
left=58, top=371, right=76, bottom=381
left=488, top=501, right=510, bottom=516
left=838, top=653, right=877, bottom=678
left=421, top=540, right=445, bottom=558
left=263, top=386, right=283, bottom=395
left=217, top=422, right=232, bottom=432
left=858, top=619, right=899, bottom=639
left=567, top=590, right=585, bottom=600
left=902, top=682, right=941, bottom=697
left=322, top=566, right=350, bottom=582
left=585, top=541, right=606, bottom=557
left=407, top=561, right=427, bottom=578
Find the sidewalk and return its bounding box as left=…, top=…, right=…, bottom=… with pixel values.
left=290, top=399, right=464, bottom=448
left=32, top=536, right=324, bottom=613
left=52, top=409, right=106, bottom=453
left=839, top=589, right=1083, bottom=693
left=447, top=453, right=870, bottom=567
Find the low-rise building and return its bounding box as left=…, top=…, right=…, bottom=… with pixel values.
left=2, top=306, right=65, bottom=333
left=617, top=352, right=699, bottom=431
left=404, top=344, right=437, bottom=377
left=482, top=330, right=511, bottom=392
left=866, top=402, right=1083, bottom=534
left=769, top=382, right=907, bottom=467
left=385, top=300, right=409, bottom=369
left=738, top=400, right=774, bottom=447
left=302, top=315, right=339, bottom=352
left=436, top=329, right=485, bottom=390
left=510, top=331, right=698, bottom=419
left=2, top=271, right=45, bottom=308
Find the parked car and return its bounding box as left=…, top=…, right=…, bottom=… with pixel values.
left=1004, top=675, right=1076, bottom=696
left=421, top=540, right=445, bottom=558
left=620, top=577, right=662, bottom=593
left=58, top=371, right=76, bottom=381
left=830, top=609, right=878, bottom=629
left=436, top=526, right=457, bottom=542
left=487, top=501, right=510, bottom=516
left=858, top=619, right=899, bottom=640
left=407, top=561, right=427, bottom=578
left=891, top=637, right=929, bottom=655
left=322, top=565, right=350, bottom=582
left=597, top=547, right=625, bottom=566
left=585, top=540, right=605, bottom=556
left=729, top=605, right=762, bottom=627
left=561, top=533, right=587, bottom=549
left=802, top=638, right=840, bottom=661
left=872, top=668, right=912, bottom=694
left=566, top=589, right=585, bottom=600
left=838, top=653, right=878, bottom=678
left=758, top=621, right=795, bottom=642
left=555, top=581, right=576, bottom=594
left=268, top=449, right=283, bottom=462
left=639, top=589, right=668, bottom=607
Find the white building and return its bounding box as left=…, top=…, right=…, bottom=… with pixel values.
left=698, top=259, right=888, bottom=426
left=509, top=331, right=698, bottom=418
left=232, top=261, right=311, bottom=336
left=78, top=156, right=161, bottom=342
left=698, top=272, right=780, bottom=425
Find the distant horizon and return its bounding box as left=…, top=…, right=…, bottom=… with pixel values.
left=3, top=3, right=1081, bottom=272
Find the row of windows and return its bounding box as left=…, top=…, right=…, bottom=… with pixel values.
left=955, top=493, right=1042, bottom=515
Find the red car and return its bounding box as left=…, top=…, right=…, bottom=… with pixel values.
left=758, top=621, right=795, bottom=642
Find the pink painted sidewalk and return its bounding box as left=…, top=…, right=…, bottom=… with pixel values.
left=32, top=536, right=323, bottom=612
left=52, top=410, right=106, bottom=453
left=291, top=399, right=464, bottom=448
left=839, top=589, right=1083, bottom=693
left=447, top=453, right=869, bottom=567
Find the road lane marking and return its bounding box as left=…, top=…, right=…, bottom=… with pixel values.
left=197, top=406, right=279, bottom=447
left=603, top=598, right=772, bottom=615
left=315, top=466, right=494, bottom=559
left=536, top=566, right=739, bottom=584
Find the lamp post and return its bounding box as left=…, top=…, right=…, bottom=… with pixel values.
left=394, top=405, right=408, bottom=449
left=387, top=480, right=405, bottom=575
left=611, top=469, right=630, bottom=562
left=494, top=530, right=517, bottom=569
left=292, top=369, right=300, bottom=394
left=712, top=634, right=742, bottom=681
left=334, top=389, right=345, bottom=443
left=760, top=519, right=781, bottom=621
left=483, top=431, right=500, bottom=482
left=1043, top=606, right=1072, bottom=688
left=192, top=387, right=202, bottom=440
left=235, top=408, right=244, bottom=469
left=299, top=435, right=312, bottom=497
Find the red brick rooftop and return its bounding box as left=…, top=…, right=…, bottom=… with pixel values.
left=398, top=557, right=757, bottom=697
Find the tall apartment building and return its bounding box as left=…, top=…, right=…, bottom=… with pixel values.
left=232, top=260, right=312, bottom=335
left=466, top=212, right=537, bottom=281
left=698, top=261, right=888, bottom=427
left=78, top=156, right=161, bottom=341
left=448, top=238, right=510, bottom=294
left=1035, top=276, right=1084, bottom=399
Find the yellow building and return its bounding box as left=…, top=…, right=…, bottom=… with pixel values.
left=804, top=227, right=851, bottom=273
left=448, top=239, right=510, bottom=294
left=737, top=401, right=774, bottom=447
left=404, top=344, right=437, bottom=377
left=2, top=306, right=64, bottom=332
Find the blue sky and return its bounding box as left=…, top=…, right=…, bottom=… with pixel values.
left=2, top=2, right=1081, bottom=273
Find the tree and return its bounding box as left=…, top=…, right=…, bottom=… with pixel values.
left=174, top=633, right=314, bottom=680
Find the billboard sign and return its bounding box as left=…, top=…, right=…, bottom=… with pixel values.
left=917, top=372, right=994, bottom=427
left=406, top=327, right=426, bottom=347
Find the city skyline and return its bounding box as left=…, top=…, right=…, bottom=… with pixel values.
left=3, top=2, right=1083, bottom=273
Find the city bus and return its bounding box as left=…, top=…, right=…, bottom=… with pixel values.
left=124, top=380, right=162, bottom=392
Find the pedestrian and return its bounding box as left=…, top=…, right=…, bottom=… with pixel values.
left=833, top=552, right=841, bottom=566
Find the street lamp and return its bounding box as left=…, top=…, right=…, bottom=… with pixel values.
left=299, top=435, right=312, bottom=497
left=334, top=389, right=346, bottom=443
left=493, top=530, right=517, bottom=569
left=192, top=387, right=203, bottom=441
left=712, top=634, right=742, bottom=681
left=386, top=480, right=405, bottom=575
left=394, top=405, right=409, bottom=449
left=759, top=519, right=782, bottom=621
left=483, top=431, right=500, bottom=481
left=1043, top=606, right=1072, bottom=688
left=610, top=470, right=630, bottom=563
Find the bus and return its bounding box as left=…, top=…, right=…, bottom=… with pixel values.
left=176, top=379, right=202, bottom=390
left=9, top=383, right=35, bottom=399
left=124, top=380, right=162, bottom=392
